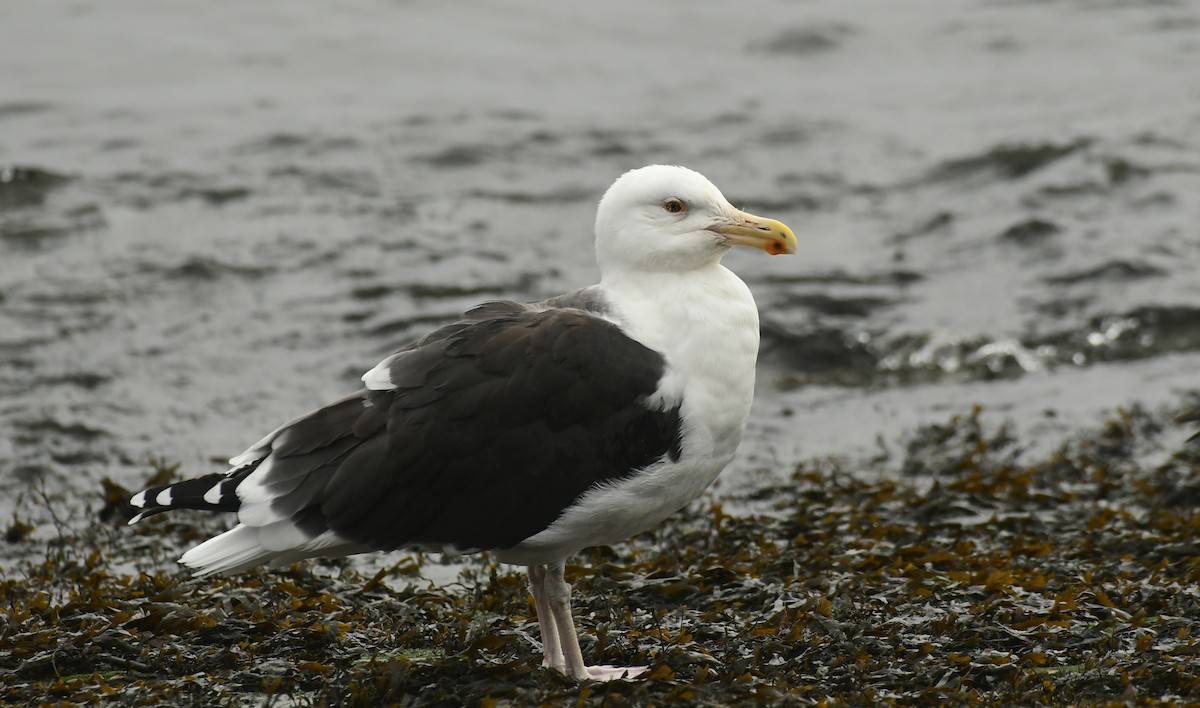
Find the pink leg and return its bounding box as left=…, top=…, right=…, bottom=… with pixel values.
left=527, top=564, right=565, bottom=670
left=540, top=560, right=647, bottom=681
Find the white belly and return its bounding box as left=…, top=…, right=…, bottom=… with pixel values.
left=494, top=455, right=728, bottom=566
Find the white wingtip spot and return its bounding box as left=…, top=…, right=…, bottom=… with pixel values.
left=362, top=359, right=397, bottom=391
left=127, top=512, right=146, bottom=526
left=203, top=481, right=224, bottom=505
left=155, top=488, right=173, bottom=507
left=130, top=491, right=147, bottom=508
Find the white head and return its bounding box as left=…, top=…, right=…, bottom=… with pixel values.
left=594, top=165, right=796, bottom=277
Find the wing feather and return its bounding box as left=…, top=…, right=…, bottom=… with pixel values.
left=134, top=299, right=683, bottom=566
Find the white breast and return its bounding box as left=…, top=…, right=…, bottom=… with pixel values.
left=496, top=264, right=760, bottom=566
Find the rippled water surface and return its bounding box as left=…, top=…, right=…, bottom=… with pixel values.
left=3, top=0, right=1199, bottom=560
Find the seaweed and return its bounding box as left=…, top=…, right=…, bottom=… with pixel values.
left=1, top=404, right=1198, bottom=705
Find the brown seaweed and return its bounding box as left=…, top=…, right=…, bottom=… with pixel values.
left=1, top=404, right=1198, bottom=705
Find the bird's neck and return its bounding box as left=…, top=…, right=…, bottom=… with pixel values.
left=601, top=264, right=761, bottom=459
left=600, top=263, right=758, bottom=332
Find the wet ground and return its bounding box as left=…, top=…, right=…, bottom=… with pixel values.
left=4, top=406, right=1200, bottom=704
left=2, top=0, right=1200, bottom=703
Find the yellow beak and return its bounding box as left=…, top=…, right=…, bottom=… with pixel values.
left=708, top=209, right=797, bottom=256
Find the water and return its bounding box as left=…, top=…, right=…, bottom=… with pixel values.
left=3, top=0, right=1199, bottom=561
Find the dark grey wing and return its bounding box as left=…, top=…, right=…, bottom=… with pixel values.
left=135, top=301, right=683, bottom=554
left=321, top=304, right=683, bottom=551
left=537, top=285, right=613, bottom=315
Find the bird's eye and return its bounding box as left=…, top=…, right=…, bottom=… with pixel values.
left=662, top=198, right=687, bottom=215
